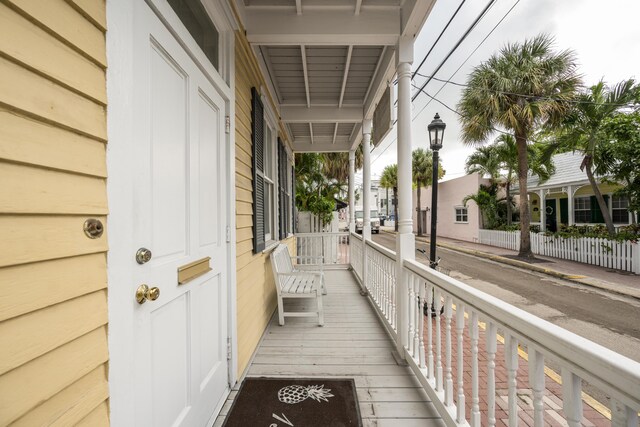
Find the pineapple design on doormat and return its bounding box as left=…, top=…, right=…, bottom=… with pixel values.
left=278, top=384, right=334, bottom=404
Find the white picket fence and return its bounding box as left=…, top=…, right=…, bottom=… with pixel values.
left=478, top=229, right=640, bottom=274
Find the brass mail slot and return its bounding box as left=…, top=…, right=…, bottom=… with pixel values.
left=178, top=257, right=212, bottom=285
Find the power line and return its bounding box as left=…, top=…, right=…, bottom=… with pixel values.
left=411, top=0, right=497, bottom=102
left=413, top=72, right=640, bottom=108
left=412, top=0, right=468, bottom=80
left=410, top=0, right=522, bottom=121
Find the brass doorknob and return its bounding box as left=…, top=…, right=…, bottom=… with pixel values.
left=136, top=284, right=160, bottom=304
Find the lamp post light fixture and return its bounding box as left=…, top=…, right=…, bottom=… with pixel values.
left=428, top=113, right=446, bottom=269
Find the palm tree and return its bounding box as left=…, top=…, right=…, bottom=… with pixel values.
left=465, top=145, right=501, bottom=181
left=554, top=79, right=639, bottom=235
left=458, top=34, right=580, bottom=258
left=321, top=144, right=364, bottom=184
left=380, top=164, right=398, bottom=232
left=413, top=148, right=445, bottom=236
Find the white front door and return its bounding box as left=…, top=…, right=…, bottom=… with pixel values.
left=131, top=3, right=229, bottom=426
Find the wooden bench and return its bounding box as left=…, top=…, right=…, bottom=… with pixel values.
left=270, top=244, right=325, bottom=326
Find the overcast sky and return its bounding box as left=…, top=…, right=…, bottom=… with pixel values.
left=364, top=0, right=640, bottom=186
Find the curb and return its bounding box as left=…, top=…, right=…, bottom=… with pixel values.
left=380, top=229, right=640, bottom=301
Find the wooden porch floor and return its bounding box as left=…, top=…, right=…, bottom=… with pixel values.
left=215, top=269, right=444, bottom=427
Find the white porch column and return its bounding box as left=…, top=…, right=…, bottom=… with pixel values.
left=362, top=120, right=373, bottom=241
left=395, top=36, right=415, bottom=356
left=539, top=190, right=546, bottom=232
left=567, top=185, right=574, bottom=226
left=349, top=150, right=356, bottom=233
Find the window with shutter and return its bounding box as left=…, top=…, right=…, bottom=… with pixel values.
left=251, top=87, right=265, bottom=253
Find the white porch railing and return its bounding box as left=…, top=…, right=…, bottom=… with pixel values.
left=295, top=232, right=350, bottom=265
left=350, top=232, right=363, bottom=280
left=356, top=240, right=640, bottom=427
left=478, top=229, right=640, bottom=274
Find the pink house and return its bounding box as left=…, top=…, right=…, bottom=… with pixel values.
left=413, top=173, right=490, bottom=242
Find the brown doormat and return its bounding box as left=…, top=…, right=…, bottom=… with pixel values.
left=223, top=378, right=362, bottom=427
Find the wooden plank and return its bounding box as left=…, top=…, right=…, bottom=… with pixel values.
left=0, top=253, right=106, bottom=321
left=247, top=364, right=414, bottom=376
left=251, top=354, right=397, bottom=365
left=0, top=56, right=106, bottom=141
left=75, top=399, right=109, bottom=427
left=11, top=365, right=108, bottom=427
left=356, top=388, right=430, bottom=402
left=0, top=215, right=108, bottom=267
left=0, top=326, right=108, bottom=425
left=66, top=0, right=107, bottom=31
left=6, top=0, right=106, bottom=67
left=0, top=162, right=107, bottom=214
left=0, top=4, right=106, bottom=104
left=0, top=290, right=107, bottom=374
left=0, top=109, right=106, bottom=177
left=359, top=401, right=438, bottom=418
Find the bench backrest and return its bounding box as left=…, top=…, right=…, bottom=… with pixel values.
left=270, top=244, right=294, bottom=293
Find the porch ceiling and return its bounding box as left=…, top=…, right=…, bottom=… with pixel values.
left=236, top=0, right=437, bottom=152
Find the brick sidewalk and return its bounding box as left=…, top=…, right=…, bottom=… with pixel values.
left=425, top=312, right=610, bottom=427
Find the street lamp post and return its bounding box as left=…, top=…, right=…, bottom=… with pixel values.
left=428, top=113, right=446, bottom=269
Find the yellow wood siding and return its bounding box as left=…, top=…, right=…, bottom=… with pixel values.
left=0, top=1, right=108, bottom=424
left=575, top=182, right=622, bottom=197
left=234, top=30, right=296, bottom=376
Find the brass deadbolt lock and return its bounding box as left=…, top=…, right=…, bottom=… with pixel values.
left=83, top=218, right=104, bottom=239
left=136, top=284, right=160, bottom=304
left=136, top=248, right=152, bottom=264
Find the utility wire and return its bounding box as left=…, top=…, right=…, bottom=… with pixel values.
left=413, top=72, right=640, bottom=108
left=412, top=0, right=468, bottom=80
left=372, top=0, right=521, bottom=165
left=411, top=0, right=497, bottom=102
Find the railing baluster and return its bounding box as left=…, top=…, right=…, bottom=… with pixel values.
left=418, top=279, right=426, bottom=369
left=529, top=349, right=545, bottom=427
left=413, top=275, right=420, bottom=359
left=427, top=283, right=434, bottom=382
left=444, top=295, right=453, bottom=407
left=561, top=368, right=582, bottom=427
left=435, top=288, right=443, bottom=392
left=456, top=302, right=466, bottom=424
left=470, top=311, right=480, bottom=427
left=486, top=321, right=497, bottom=427
left=505, top=334, right=519, bottom=427
left=407, top=273, right=415, bottom=355
left=611, top=399, right=639, bottom=427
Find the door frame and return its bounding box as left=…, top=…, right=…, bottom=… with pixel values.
left=105, top=1, right=239, bottom=424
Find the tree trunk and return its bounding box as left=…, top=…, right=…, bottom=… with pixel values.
left=393, top=187, right=399, bottom=232
left=584, top=156, right=616, bottom=236
left=417, top=184, right=422, bottom=236
left=515, top=132, right=533, bottom=258
left=506, top=180, right=512, bottom=226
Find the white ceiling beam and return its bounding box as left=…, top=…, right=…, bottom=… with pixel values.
left=332, top=123, right=339, bottom=145
left=243, top=0, right=399, bottom=11
left=362, top=45, right=386, bottom=107
left=293, top=141, right=352, bottom=153
left=349, top=122, right=362, bottom=150
left=245, top=9, right=400, bottom=45
left=309, top=123, right=314, bottom=144
left=280, top=106, right=363, bottom=123
left=355, top=0, right=362, bottom=15
left=338, top=45, right=353, bottom=108
left=300, top=45, right=311, bottom=108
left=401, top=0, right=437, bottom=37
left=295, top=0, right=302, bottom=15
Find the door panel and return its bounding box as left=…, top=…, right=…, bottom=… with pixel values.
left=132, top=2, right=229, bottom=426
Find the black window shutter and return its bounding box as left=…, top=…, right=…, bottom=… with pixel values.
left=277, top=138, right=285, bottom=240
left=251, top=88, right=265, bottom=253
left=291, top=166, right=296, bottom=234
left=590, top=195, right=609, bottom=224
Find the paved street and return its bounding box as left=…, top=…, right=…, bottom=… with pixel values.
left=372, top=231, right=640, bottom=362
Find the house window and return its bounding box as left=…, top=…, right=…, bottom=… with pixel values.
left=455, top=207, right=468, bottom=223
left=167, top=0, right=219, bottom=69
left=612, top=196, right=629, bottom=224
left=574, top=197, right=590, bottom=223
left=251, top=88, right=293, bottom=252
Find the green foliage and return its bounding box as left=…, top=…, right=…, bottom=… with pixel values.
left=321, top=144, right=364, bottom=185
left=599, top=111, right=640, bottom=218
left=412, top=148, right=445, bottom=188
left=547, top=224, right=640, bottom=242
left=458, top=34, right=580, bottom=255
left=379, top=164, right=398, bottom=189
left=295, top=153, right=344, bottom=224
left=463, top=184, right=505, bottom=229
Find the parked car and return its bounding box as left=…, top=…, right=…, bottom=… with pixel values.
left=355, top=210, right=381, bottom=234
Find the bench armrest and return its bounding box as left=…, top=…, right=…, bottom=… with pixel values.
left=291, top=255, right=324, bottom=262
left=279, top=271, right=322, bottom=278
